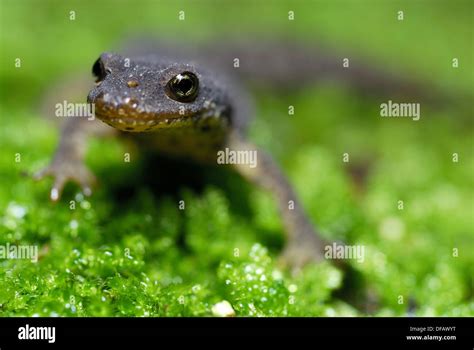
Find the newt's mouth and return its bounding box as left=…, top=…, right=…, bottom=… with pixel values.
left=88, top=93, right=196, bottom=132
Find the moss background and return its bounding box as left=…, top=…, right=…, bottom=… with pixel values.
left=0, top=0, right=473, bottom=316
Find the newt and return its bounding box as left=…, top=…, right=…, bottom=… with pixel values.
left=34, top=39, right=441, bottom=269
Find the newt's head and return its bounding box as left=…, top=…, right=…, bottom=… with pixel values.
left=87, top=52, right=231, bottom=132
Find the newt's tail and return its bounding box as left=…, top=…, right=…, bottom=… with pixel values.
left=201, top=39, right=468, bottom=109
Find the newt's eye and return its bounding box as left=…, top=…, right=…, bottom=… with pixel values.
left=165, top=72, right=199, bottom=102
left=92, top=57, right=110, bottom=82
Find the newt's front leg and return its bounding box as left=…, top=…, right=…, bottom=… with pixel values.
left=34, top=117, right=113, bottom=201
left=228, top=132, right=327, bottom=270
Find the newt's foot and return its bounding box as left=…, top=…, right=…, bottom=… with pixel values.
left=279, top=234, right=326, bottom=273
left=33, top=159, right=96, bottom=201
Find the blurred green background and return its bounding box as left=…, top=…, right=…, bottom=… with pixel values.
left=0, top=0, right=472, bottom=316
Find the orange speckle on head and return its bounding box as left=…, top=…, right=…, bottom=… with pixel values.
left=127, top=80, right=139, bottom=88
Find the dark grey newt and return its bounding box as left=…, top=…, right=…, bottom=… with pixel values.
left=34, top=40, right=440, bottom=269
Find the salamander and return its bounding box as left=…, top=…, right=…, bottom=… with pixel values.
left=34, top=39, right=439, bottom=269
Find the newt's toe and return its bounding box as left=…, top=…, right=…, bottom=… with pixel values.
left=34, top=160, right=96, bottom=201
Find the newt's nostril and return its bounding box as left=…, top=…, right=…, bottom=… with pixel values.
left=87, top=91, right=103, bottom=104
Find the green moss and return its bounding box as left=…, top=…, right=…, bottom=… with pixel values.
left=0, top=0, right=472, bottom=316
